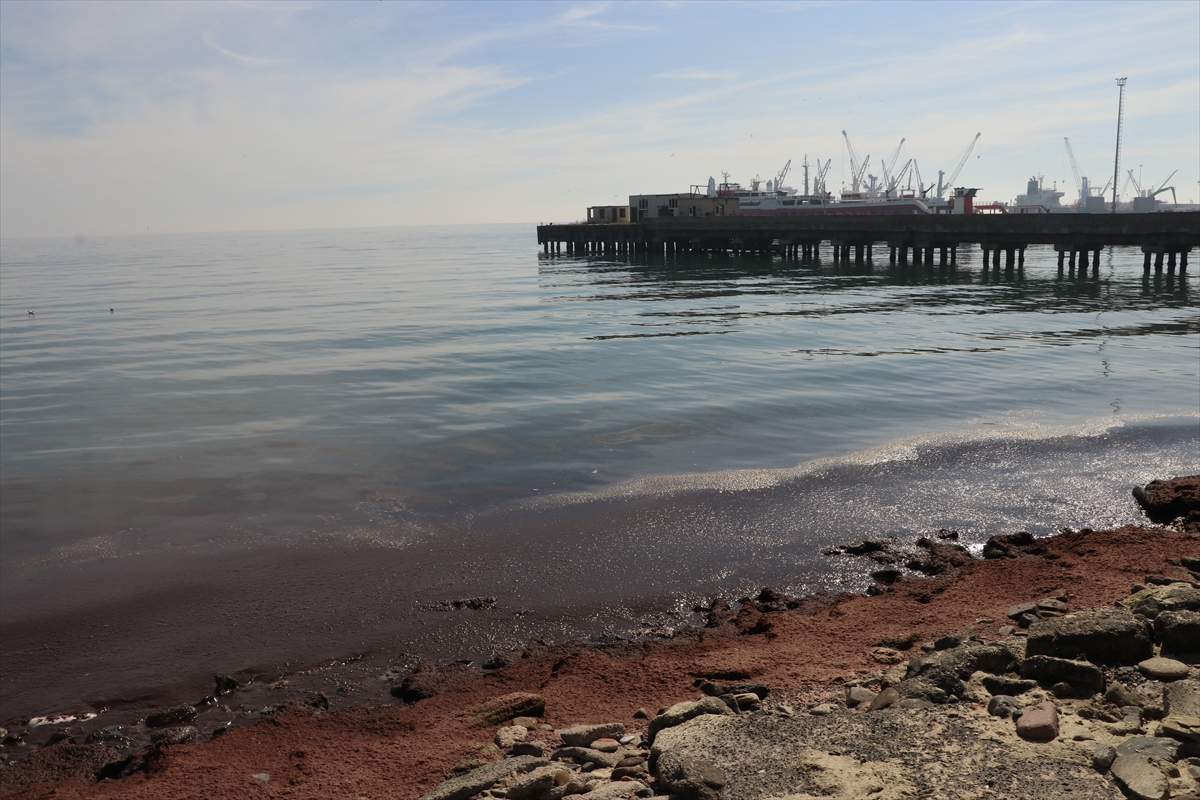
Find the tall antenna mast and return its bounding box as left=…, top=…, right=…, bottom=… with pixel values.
left=1112, top=77, right=1127, bottom=213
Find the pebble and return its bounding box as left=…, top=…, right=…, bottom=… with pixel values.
left=1092, top=743, right=1116, bottom=771
left=997, top=625, right=1016, bottom=636
left=511, top=716, right=540, bottom=729
left=809, top=704, right=836, bottom=716
left=590, top=738, right=619, bottom=753
left=1007, top=602, right=1038, bottom=620
left=1038, top=598, right=1070, bottom=614
left=987, top=695, right=1021, bottom=719
left=868, top=688, right=900, bottom=712
left=618, top=734, right=637, bottom=745
left=1138, top=656, right=1190, bottom=681
left=252, top=773, right=270, bottom=784
left=1015, top=700, right=1059, bottom=741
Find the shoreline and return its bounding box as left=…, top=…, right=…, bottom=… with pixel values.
left=1, top=477, right=1197, bottom=798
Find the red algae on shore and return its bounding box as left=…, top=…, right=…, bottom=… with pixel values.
left=2, top=520, right=1198, bottom=800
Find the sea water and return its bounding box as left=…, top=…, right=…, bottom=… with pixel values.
left=1, top=224, right=1196, bottom=720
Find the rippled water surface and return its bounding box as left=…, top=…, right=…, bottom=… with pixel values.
left=1, top=224, right=1197, bottom=721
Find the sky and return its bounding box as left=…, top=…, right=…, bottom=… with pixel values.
left=1, top=0, right=1197, bottom=237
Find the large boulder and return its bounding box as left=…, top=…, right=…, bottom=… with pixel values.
left=1155, top=610, right=1200, bottom=655
left=1025, top=608, right=1152, bottom=664
left=897, top=643, right=1020, bottom=703
left=655, top=751, right=727, bottom=800
left=1132, top=475, right=1200, bottom=523
left=647, top=697, right=733, bottom=743
left=1110, top=753, right=1169, bottom=800
left=1126, top=583, right=1200, bottom=619
left=1020, top=655, right=1105, bottom=692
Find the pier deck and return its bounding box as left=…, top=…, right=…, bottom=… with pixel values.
left=537, top=212, right=1200, bottom=274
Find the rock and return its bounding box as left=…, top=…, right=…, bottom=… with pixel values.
left=633, top=708, right=648, bottom=719
left=252, top=773, right=270, bottom=784
left=506, top=765, right=570, bottom=800
left=934, top=632, right=967, bottom=650
left=1111, top=753, right=1169, bottom=800
left=495, top=726, right=528, bottom=749
left=871, top=568, right=902, bottom=584
left=843, top=539, right=886, bottom=555
left=988, top=695, right=1022, bottom=718
left=732, top=692, right=761, bottom=710
left=647, top=697, right=732, bottom=743
left=983, top=531, right=1039, bottom=559
left=1026, top=608, right=1153, bottom=664
left=982, top=675, right=1037, bottom=696
left=558, top=723, right=625, bottom=747
left=1007, top=602, right=1039, bottom=620
left=416, top=756, right=550, bottom=800
left=392, top=661, right=477, bottom=702
left=449, top=596, right=496, bottom=610
left=1161, top=716, right=1200, bottom=742
left=1017, top=612, right=1040, bottom=629
left=472, top=693, right=546, bottom=727
left=512, top=716, right=540, bottom=729
left=871, top=647, right=904, bottom=664
left=1126, top=583, right=1200, bottom=619
left=1165, top=681, right=1200, bottom=717
left=1108, top=683, right=1153, bottom=709
left=1116, top=736, right=1183, bottom=762
left=1015, top=700, right=1059, bottom=741
left=149, top=725, right=198, bottom=745
left=809, top=703, right=836, bottom=716
left=1092, top=743, right=1117, bottom=771
left=1132, top=476, right=1200, bottom=523
left=1184, top=557, right=1200, bottom=571
left=846, top=686, right=876, bottom=707
left=578, top=781, right=647, bottom=799
left=868, top=687, right=900, bottom=711
left=1021, top=655, right=1106, bottom=692
left=214, top=674, right=239, bottom=695
left=510, top=740, right=545, bottom=757
left=998, top=625, right=1016, bottom=636
left=1108, top=706, right=1145, bottom=736
left=85, top=726, right=128, bottom=745
left=552, top=746, right=620, bottom=768
left=655, top=750, right=727, bottom=800
left=898, top=643, right=1021, bottom=704
left=1038, top=598, right=1070, bottom=614
left=590, top=738, right=620, bottom=753
left=1155, top=610, right=1200, bottom=655
left=724, top=681, right=770, bottom=699
left=1052, top=682, right=1075, bottom=698
left=1139, top=656, right=1191, bottom=681
left=144, top=704, right=197, bottom=727
left=905, top=537, right=973, bottom=576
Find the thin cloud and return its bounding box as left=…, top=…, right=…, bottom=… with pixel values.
left=654, top=69, right=740, bottom=81
left=202, top=33, right=278, bottom=66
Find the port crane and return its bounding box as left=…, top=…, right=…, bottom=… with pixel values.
left=774, top=160, right=792, bottom=193
left=841, top=131, right=870, bottom=193
left=1127, top=169, right=1178, bottom=206
left=879, top=138, right=906, bottom=194
left=812, top=158, right=832, bottom=195
left=935, top=132, right=981, bottom=200
left=1064, top=138, right=1086, bottom=203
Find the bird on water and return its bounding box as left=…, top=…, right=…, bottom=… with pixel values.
left=28, top=310, right=34, bottom=317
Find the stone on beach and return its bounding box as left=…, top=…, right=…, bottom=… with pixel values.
left=143, top=704, right=197, bottom=727
left=495, top=725, right=528, bottom=749
left=1138, top=656, right=1191, bottom=681
left=1020, top=654, right=1106, bottom=692
left=655, top=750, right=727, bottom=800
left=1125, top=582, right=1200, bottom=619
left=1014, top=700, right=1058, bottom=741
left=1025, top=608, right=1153, bottom=664
left=1110, top=754, right=1170, bottom=800
left=557, top=722, right=625, bottom=747
left=472, top=692, right=546, bottom=726
left=647, top=697, right=732, bottom=743
left=416, top=755, right=549, bottom=800
left=1154, top=610, right=1200, bottom=655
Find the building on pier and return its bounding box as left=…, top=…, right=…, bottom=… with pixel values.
left=586, top=206, right=630, bottom=223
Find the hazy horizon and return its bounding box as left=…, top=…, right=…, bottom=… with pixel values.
left=2, top=0, right=1198, bottom=238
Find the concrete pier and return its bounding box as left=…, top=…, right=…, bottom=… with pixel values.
left=537, top=213, right=1199, bottom=275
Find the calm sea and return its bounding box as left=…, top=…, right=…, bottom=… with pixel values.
left=1, top=224, right=1197, bottom=722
